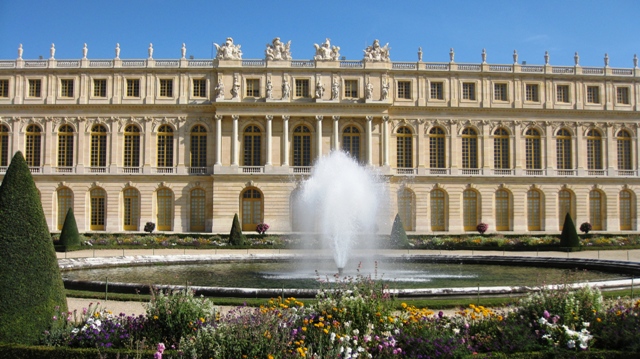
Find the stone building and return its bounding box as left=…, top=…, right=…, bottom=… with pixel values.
left=0, top=39, right=639, bottom=234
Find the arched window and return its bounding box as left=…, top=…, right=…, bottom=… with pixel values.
left=463, top=189, right=479, bottom=231
left=556, top=128, right=572, bottom=170
left=90, top=188, right=106, bottom=230
left=25, top=124, right=42, bottom=167
left=342, top=125, right=361, bottom=163
left=429, top=127, right=446, bottom=168
left=558, top=189, right=574, bottom=230
left=461, top=128, right=478, bottom=169
left=157, top=188, right=173, bottom=231
left=397, top=188, right=415, bottom=231
left=292, top=125, right=312, bottom=166
left=589, top=190, right=604, bottom=230
left=430, top=189, right=447, bottom=231
left=242, top=188, right=263, bottom=231
left=57, top=125, right=74, bottom=168
left=157, top=125, right=174, bottom=168
left=527, top=190, right=542, bottom=231
left=190, top=125, right=207, bottom=167
left=0, top=124, right=9, bottom=167
left=587, top=129, right=602, bottom=170
left=397, top=127, right=413, bottom=168
left=243, top=125, right=262, bottom=166
left=91, top=125, right=108, bottom=168
left=57, top=187, right=73, bottom=230
left=123, top=188, right=140, bottom=231
left=620, top=190, right=633, bottom=230
left=493, top=128, right=510, bottom=169
left=617, top=130, right=632, bottom=170
left=525, top=128, right=541, bottom=169
left=124, top=125, right=140, bottom=168
left=495, top=189, right=510, bottom=231
left=190, top=188, right=205, bottom=232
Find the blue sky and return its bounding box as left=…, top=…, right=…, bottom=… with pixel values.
left=1, top=0, right=639, bottom=67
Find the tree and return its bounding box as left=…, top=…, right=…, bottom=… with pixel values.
left=58, top=208, right=82, bottom=251
left=390, top=213, right=409, bottom=247
left=560, top=213, right=581, bottom=248
left=0, top=152, right=67, bottom=344
left=229, top=213, right=247, bottom=246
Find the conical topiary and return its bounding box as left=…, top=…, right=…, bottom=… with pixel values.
left=560, top=212, right=580, bottom=248
left=58, top=208, right=82, bottom=251
left=229, top=213, right=246, bottom=246
left=390, top=213, right=409, bottom=247
left=0, top=152, right=67, bottom=344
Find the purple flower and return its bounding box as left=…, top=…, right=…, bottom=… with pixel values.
left=543, top=310, right=550, bottom=319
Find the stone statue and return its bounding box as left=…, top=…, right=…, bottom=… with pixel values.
left=231, top=75, right=240, bottom=99
left=266, top=79, right=273, bottom=99
left=17, top=44, right=23, bottom=60
left=215, top=78, right=225, bottom=99
left=282, top=78, right=291, bottom=100
left=604, top=53, right=610, bottom=67
left=574, top=52, right=580, bottom=66
left=313, top=38, right=340, bottom=61
left=331, top=78, right=340, bottom=100
left=82, top=43, right=88, bottom=59
left=481, top=48, right=487, bottom=63
left=181, top=43, right=186, bottom=59
left=265, top=37, right=292, bottom=61
left=513, top=50, right=518, bottom=64
left=115, top=43, right=120, bottom=59
left=315, top=78, right=325, bottom=99
left=544, top=51, right=549, bottom=65
left=366, top=81, right=374, bottom=99
left=381, top=80, right=389, bottom=100
left=50, top=43, right=55, bottom=59
left=363, top=39, right=390, bottom=62
left=214, top=37, right=243, bottom=60
left=148, top=43, right=153, bottom=59
left=449, top=48, right=455, bottom=62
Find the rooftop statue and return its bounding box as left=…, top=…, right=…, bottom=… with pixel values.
left=313, top=38, right=340, bottom=61
left=363, top=39, right=390, bottom=62
left=266, top=37, right=291, bottom=61
left=214, top=37, right=243, bottom=60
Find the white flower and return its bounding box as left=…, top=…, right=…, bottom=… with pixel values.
left=567, top=340, right=576, bottom=349
left=453, top=328, right=460, bottom=335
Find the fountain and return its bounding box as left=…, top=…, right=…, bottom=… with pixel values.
left=292, top=151, right=387, bottom=273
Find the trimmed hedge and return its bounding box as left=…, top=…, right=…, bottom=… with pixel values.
left=560, top=212, right=580, bottom=248
left=0, top=152, right=67, bottom=344
left=229, top=213, right=247, bottom=246
left=390, top=213, right=409, bottom=247
left=57, top=208, right=81, bottom=251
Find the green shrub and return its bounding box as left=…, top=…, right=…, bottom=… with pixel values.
left=390, top=213, right=409, bottom=247
left=0, top=152, right=67, bottom=344
left=560, top=213, right=580, bottom=248
left=229, top=213, right=247, bottom=246
left=58, top=208, right=82, bottom=251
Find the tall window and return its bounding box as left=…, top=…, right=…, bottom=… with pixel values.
left=398, top=188, right=415, bottom=231
left=57, top=187, right=73, bottom=230
left=527, top=190, right=542, bottom=231
left=556, top=129, right=572, bottom=169
left=295, top=79, right=310, bottom=98
left=342, top=126, right=361, bottom=163
left=586, top=129, right=602, bottom=170
left=586, top=86, right=600, bottom=104
left=292, top=125, right=312, bottom=166
left=123, top=125, right=140, bottom=168
left=556, top=85, right=569, bottom=103
left=90, top=125, right=107, bottom=167
left=246, top=79, right=260, bottom=97
left=493, top=128, right=509, bottom=169
left=620, top=190, right=633, bottom=230
left=159, top=79, right=173, bottom=97
left=93, top=79, right=107, bottom=97
left=558, top=190, right=574, bottom=231
left=0, top=79, right=9, bottom=97
left=525, top=128, right=541, bottom=169
left=617, top=130, right=632, bottom=170
left=122, top=188, right=140, bottom=231
left=494, top=83, right=507, bottom=101
left=190, top=188, right=205, bottom=232
left=429, top=127, right=446, bottom=168
left=430, top=82, right=443, bottom=100
left=157, top=125, right=174, bottom=168
left=157, top=188, right=173, bottom=231
left=242, top=188, right=263, bottom=231
left=344, top=80, right=358, bottom=98
left=397, top=81, right=411, bottom=99
left=397, top=127, right=413, bottom=168
left=190, top=125, right=207, bottom=167
left=495, top=189, right=510, bottom=231
left=462, top=83, right=476, bottom=100
left=192, top=79, right=207, bottom=98
left=57, top=125, right=74, bottom=167
left=525, top=84, right=539, bottom=102
left=60, top=79, right=74, bottom=98
left=589, top=190, right=604, bottom=230
left=463, top=189, right=479, bottom=231
left=126, top=79, right=140, bottom=97
left=90, top=188, right=106, bottom=230
left=243, top=125, right=262, bottom=166
left=461, top=128, right=478, bottom=169
left=617, top=87, right=630, bottom=104
left=25, top=124, right=41, bottom=167
left=0, top=124, right=9, bottom=167
left=28, top=79, right=41, bottom=97
left=430, top=189, right=446, bottom=231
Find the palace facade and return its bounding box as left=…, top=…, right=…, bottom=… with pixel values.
left=1, top=39, right=639, bottom=234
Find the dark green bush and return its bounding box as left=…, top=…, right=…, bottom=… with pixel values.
left=390, top=213, right=409, bottom=247
left=560, top=213, right=580, bottom=248
left=0, top=152, right=67, bottom=344
left=58, top=208, right=82, bottom=251
left=229, top=213, right=247, bottom=246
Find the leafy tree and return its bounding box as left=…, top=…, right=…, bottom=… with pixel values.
left=229, top=213, right=247, bottom=246
left=0, top=152, right=67, bottom=344
left=144, top=222, right=156, bottom=234
left=390, top=213, right=409, bottom=247
left=58, top=208, right=82, bottom=251
left=560, top=213, right=581, bottom=248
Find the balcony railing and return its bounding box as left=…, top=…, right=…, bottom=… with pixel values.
left=189, top=167, right=209, bottom=175
left=524, top=169, right=545, bottom=176
left=556, top=169, right=577, bottom=176
left=0, top=166, right=7, bottom=173
left=396, top=168, right=417, bottom=175
left=429, top=168, right=450, bottom=175
left=461, top=168, right=482, bottom=175
left=121, top=167, right=141, bottom=174
left=618, top=169, right=637, bottom=176
left=55, top=167, right=74, bottom=173
left=241, top=166, right=264, bottom=174
left=29, top=167, right=41, bottom=174
left=89, top=167, right=108, bottom=173
left=587, top=169, right=606, bottom=176
left=154, top=167, right=174, bottom=174
left=492, top=169, right=514, bottom=176
left=291, top=166, right=312, bottom=174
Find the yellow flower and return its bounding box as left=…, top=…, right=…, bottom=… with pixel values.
left=596, top=318, right=602, bottom=322
left=323, top=329, right=329, bottom=334
left=301, top=326, right=307, bottom=332
left=497, top=315, right=503, bottom=321
left=401, top=302, right=408, bottom=309
left=268, top=355, right=275, bottom=359
left=153, top=315, right=158, bottom=320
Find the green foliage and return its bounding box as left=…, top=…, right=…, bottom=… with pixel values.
left=390, top=213, right=409, bottom=247
left=0, top=152, right=67, bottom=344
left=560, top=213, right=580, bottom=248
left=229, top=213, right=247, bottom=246
left=58, top=208, right=82, bottom=251
left=0, top=344, right=158, bottom=359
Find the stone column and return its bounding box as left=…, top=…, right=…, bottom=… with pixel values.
left=142, top=118, right=152, bottom=173
left=545, top=122, right=554, bottom=173
left=282, top=115, right=289, bottom=166
left=265, top=115, right=273, bottom=165
left=76, top=118, right=86, bottom=173
left=606, top=125, right=615, bottom=175
left=383, top=116, right=390, bottom=166
left=332, top=116, right=340, bottom=151
left=575, top=124, right=585, bottom=175
left=109, top=118, right=119, bottom=173
left=316, top=115, right=323, bottom=160
left=42, top=118, right=52, bottom=173
left=231, top=115, right=239, bottom=166
left=366, top=116, right=373, bottom=166
left=449, top=120, right=459, bottom=174
left=215, top=115, right=222, bottom=166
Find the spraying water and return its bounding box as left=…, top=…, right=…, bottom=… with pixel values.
left=294, top=151, right=387, bottom=272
